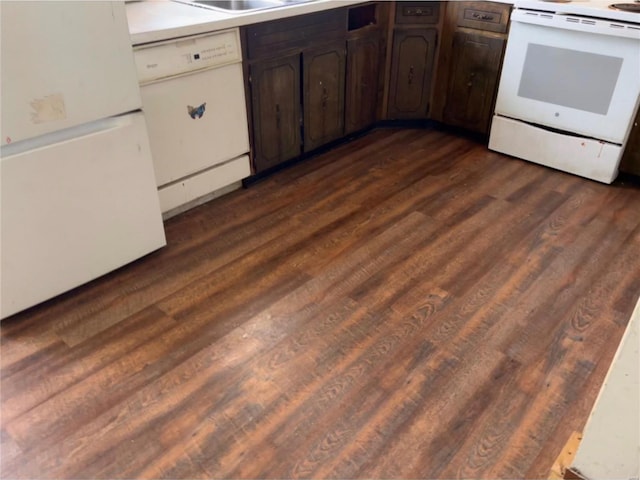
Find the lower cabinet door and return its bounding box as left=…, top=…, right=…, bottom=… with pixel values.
left=345, top=33, right=382, bottom=135
left=250, top=54, right=302, bottom=173
left=443, top=30, right=505, bottom=134
left=303, top=42, right=347, bottom=152
left=387, top=28, right=437, bottom=119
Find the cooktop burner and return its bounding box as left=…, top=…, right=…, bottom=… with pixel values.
left=610, top=3, right=640, bottom=11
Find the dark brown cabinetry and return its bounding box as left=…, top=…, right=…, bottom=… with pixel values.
left=242, top=1, right=514, bottom=177
left=344, top=2, right=388, bottom=134
left=345, top=32, right=382, bottom=134
left=250, top=54, right=302, bottom=172
left=442, top=31, right=504, bottom=133
left=620, top=107, right=640, bottom=176
left=243, top=9, right=347, bottom=173
left=387, top=28, right=438, bottom=119
left=303, top=42, right=346, bottom=152
left=387, top=2, right=440, bottom=120
left=433, top=1, right=510, bottom=134
left=243, top=3, right=389, bottom=174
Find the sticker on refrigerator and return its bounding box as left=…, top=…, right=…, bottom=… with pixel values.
left=30, top=93, right=66, bottom=123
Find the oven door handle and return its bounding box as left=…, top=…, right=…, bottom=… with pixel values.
left=511, top=9, right=640, bottom=40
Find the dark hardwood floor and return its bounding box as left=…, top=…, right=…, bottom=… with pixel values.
left=2, top=127, right=639, bottom=479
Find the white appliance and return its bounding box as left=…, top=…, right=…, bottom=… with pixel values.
left=0, top=1, right=166, bottom=319
left=134, top=29, right=251, bottom=217
left=489, top=0, right=640, bottom=183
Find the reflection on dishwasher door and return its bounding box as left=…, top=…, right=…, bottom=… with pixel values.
left=134, top=29, right=251, bottom=216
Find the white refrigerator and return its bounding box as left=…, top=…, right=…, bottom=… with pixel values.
left=0, top=1, right=166, bottom=319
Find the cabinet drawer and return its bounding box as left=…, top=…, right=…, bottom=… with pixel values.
left=395, top=2, right=440, bottom=25
left=456, top=1, right=510, bottom=33
left=245, top=9, right=346, bottom=59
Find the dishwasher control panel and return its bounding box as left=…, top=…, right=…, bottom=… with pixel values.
left=134, top=29, right=241, bottom=84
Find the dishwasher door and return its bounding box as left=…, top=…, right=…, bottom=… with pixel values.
left=141, top=62, right=250, bottom=187
left=135, top=29, right=251, bottom=215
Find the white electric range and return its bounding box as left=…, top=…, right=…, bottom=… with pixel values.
left=489, top=0, right=640, bottom=183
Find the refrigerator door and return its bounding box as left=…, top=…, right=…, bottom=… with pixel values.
left=0, top=112, right=166, bottom=319
left=0, top=1, right=142, bottom=146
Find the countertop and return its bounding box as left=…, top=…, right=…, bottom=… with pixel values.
left=126, top=0, right=365, bottom=45
left=127, top=0, right=516, bottom=46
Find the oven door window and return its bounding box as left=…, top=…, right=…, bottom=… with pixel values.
left=518, top=44, right=623, bottom=115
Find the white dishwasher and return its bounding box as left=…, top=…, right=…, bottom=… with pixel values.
left=134, top=29, right=251, bottom=217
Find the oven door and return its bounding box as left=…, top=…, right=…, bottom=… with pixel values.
left=495, top=10, right=640, bottom=144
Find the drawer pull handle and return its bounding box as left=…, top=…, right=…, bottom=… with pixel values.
left=405, top=7, right=431, bottom=16
left=472, top=12, right=495, bottom=21
left=408, top=66, right=414, bottom=85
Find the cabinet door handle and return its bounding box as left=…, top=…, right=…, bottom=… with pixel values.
left=275, top=104, right=281, bottom=127
left=408, top=66, right=414, bottom=85
left=467, top=72, right=476, bottom=88
left=321, top=86, right=329, bottom=108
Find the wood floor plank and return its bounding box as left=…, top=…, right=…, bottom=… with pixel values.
left=490, top=226, right=640, bottom=477
left=291, top=142, right=479, bottom=276
left=499, top=220, right=632, bottom=365
left=437, top=236, right=636, bottom=478
left=1, top=306, right=178, bottom=424
left=2, top=127, right=639, bottom=479
left=438, top=388, right=531, bottom=479
left=165, top=217, right=442, bottom=477
left=2, top=211, right=430, bottom=478
left=0, top=429, right=23, bottom=471
left=353, top=347, right=510, bottom=478
left=0, top=336, right=68, bottom=381
left=4, top=306, right=179, bottom=450
left=522, top=310, right=629, bottom=479
left=257, top=291, right=455, bottom=479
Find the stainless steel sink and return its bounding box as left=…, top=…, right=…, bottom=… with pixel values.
left=174, top=0, right=317, bottom=14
